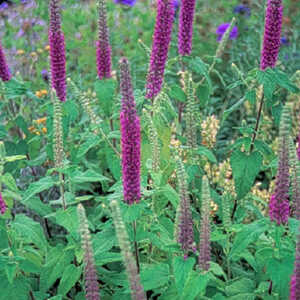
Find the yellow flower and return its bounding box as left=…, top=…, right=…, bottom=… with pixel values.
left=45, top=45, right=50, bottom=51
left=37, top=48, right=43, bottom=54
left=40, top=90, right=48, bottom=96
left=30, top=52, right=38, bottom=58
left=17, top=49, right=25, bottom=55
left=42, top=127, right=47, bottom=134
left=35, top=91, right=42, bottom=98
left=34, top=117, right=47, bottom=125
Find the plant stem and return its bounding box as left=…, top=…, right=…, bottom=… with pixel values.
left=250, top=92, right=265, bottom=152
left=132, top=220, right=140, bottom=274
left=59, top=172, right=66, bottom=210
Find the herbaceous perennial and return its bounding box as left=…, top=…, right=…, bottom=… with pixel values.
left=260, top=0, right=283, bottom=70
left=119, top=57, right=141, bottom=204
left=146, top=0, right=174, bottom=99
left=0, top=40, right=11, bottom=81
left=49, top=0, right=66, bottom=101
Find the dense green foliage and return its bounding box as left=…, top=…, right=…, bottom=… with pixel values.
left=0, top=0, right=300, bottom=299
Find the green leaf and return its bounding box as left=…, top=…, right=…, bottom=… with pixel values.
left=189, top=57, right=212, bottom=92
left=54, top=206, right=79, bottom=236
left=273, top=69, right=300, bottom=93
left=230, top=150, right=262, bottom=199
left=0, top=275, right=30, bottom=300
left=70, top=169, right=110, bottom=184
left=173, top=256, right=195, bottom=295
left=210, top=261, right=227, bottom=280
left=168, top=85, right=187, bottom=102
left=1, top=173, right=18, bottom=191
left=94, top=79, right=116, bottom=115
left=141, top=263, right=170, bottom=291
left=12, top=214, right=48, bottom=252
left=197, top=146, right=217, bottom=163
left=229, top=220, right=267, bottom=260
left=245, top=90, right=256, bottom=105
left=225, top=278, right=255, bottom=296
left=266, top=255, right=294, bottom=299
left=5, top=155, right=26, bottom=162
left=23, top=176, right=56, bottom=203
left=76, top=134, right=101, bottom=158
left=222, top=97, right=246, bottom=123
left=257, top=69, right=276, bottom=100
left=58, top=264, right=82, bottom=296
left=180, top=271, right=210, bottom=300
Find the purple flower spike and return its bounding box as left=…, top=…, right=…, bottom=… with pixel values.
left=119, top=58, right=141, bottom=205
left=0, top=40, right=11, bottom=81
left=146, top=0, right=175, bottom=99
left=97, top=0, right=112, bottom=79
left=260, top=0, right=283, bottom=70
left=290, top=230, right=300, bottom=300
left=49, top=0, right=66, bottom=101
left=178, top=0, right=196, bottom=55
left=216, top=23, right=238, bottom=42
left=0, top=192, right=6, bottom=215
left=269, top=105, right=290, bottom=225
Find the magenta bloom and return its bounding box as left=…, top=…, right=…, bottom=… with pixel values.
left=178, top=0, right=196, bottom=55
left=146, top=0, right=175, bottom=99
left=216, top=23, right=238, bottom=42
left=260, top=0, right=283, bottom=70
left=0, top=40, right=11, bottom=81
left=290, top=274, right=296, bottom=300
left=119, top=58, right=141, bottom=204
left=49, top=0, right=66, bottom=101
left=0, top=192, right=6, bottom=215
left=97, top=0, right=112, bottom=79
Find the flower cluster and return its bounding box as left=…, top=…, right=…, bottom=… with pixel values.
left=119, top=57, right=141, bottom=204
left=77, top=204, right=100, bottom=300
left=198, top=176, right=211, bottom=271
left=97, top=0, right=112, bottom=79
left=146, top=0, right=174, bottom=99
left=201, top=115, right=220, bottom=149
left=269, top=104, right=290, bottom=225
left=0, top=40, right=11, bottom=81
left=260, top=0, right=283, bottom=70
left=178, top=0, right=196, bottom=55
left=49, top=0, right=66, bottom=101
left=0, top=192, right=6, bottom=215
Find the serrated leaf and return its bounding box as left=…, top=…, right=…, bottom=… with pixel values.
left=1, top=173, right=18, bottom=191
left=70, top=169, right=110, bottom=183
left=180, top=271, right=209, bottom=300
left=197, top=146, right=217, bottom=163
left=168, top=85, right=187, bottom=102
left=12, top=214, right=48, bottom=252
left=273, top=69, right=300, bottom=93
left=141, top=263, right=170, bottom=291
left=76, top=134, right=101, bottom=158
left=225, top=278, right=255, bottom=296
left=173, top=256, right=195, bottom=295
left=230, top=150, right=262, bottom=199
left=229, top=220, right=267, bottom=260
left=58, top=264, right=82, bottom=296
left=23, top=176, right=55, bottom=203
left=257, top=69, right=276, bottom=100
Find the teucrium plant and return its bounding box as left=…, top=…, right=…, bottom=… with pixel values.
left=77, top=204, right=101, bottom=300
left=198, top=176, right=211, bottom=271
left=110, top=200, right=146, bottom=300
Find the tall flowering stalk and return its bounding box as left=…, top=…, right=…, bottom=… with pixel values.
left=178, top=0, right=196, bottom=55
left=290, top=227, right=300, bottom=300
left=198, top=176, right=211, bottom=271
left=119, top=58, right=141, bottom=205
left=176, top=156, right=194, bottom=256
left=289, top=137, right=300, bottom=219
left=146, top=0, right=174, bottom=99
left=96, top=0, right=112, bottom=79
left=110, top=200, right=146, bottom=300
left=0, top=40, right=11, bottom=81
left=260, top=0, right=283, bottom=70
left=269, top=104, right=290, bottom=225
left=0, top=142, right=6, bottom=215
left=77, top=204, right=100, bottom=300
left=49, top=0, right=66, bottom=101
